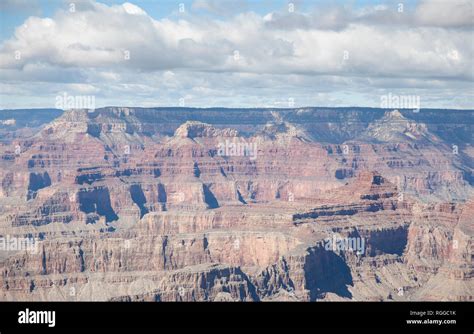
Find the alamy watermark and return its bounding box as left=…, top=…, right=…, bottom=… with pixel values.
left=55, top=92, right=96, bottom=111
left=217, top=139, right=257, bottom=160
left=0, top=119, right=16, bottom=126
left=0, top=235, right=38, bottom=253
left=18, top=308, right=55, bottom=327
left=168, top=192, right=185, bottom=203
left=324, top=234, right=365, bottom=255
left=380, top=93, right=420, bottom=113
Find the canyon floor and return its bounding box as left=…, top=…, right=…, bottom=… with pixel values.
left=0, top=107, right=472, bottom=301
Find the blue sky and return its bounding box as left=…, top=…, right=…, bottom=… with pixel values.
left=0, top=0, right=472, bottom=109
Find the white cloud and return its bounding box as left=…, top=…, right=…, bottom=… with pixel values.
left=121, top=2, right=147, bottom=15
left=0, top=0, right=472, bottom=109
left=415, top=0, right=474, bottom=28
left=266, top=0, right=474, bottom=30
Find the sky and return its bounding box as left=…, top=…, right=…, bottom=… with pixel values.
left=0, top=0, right=473, bottom=109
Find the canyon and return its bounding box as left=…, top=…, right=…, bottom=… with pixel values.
left=0, top=107, right=472, bottom=301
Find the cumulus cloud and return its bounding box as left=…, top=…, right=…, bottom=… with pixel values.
left=265, top=0, right=474, bottom=30
left=0, top=0, right=473, bottom=109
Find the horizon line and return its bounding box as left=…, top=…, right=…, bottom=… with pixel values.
left=1, top=106, right=474, bottom=112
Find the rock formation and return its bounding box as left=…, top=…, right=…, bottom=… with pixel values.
left=0, top=107, right=472, bottom=301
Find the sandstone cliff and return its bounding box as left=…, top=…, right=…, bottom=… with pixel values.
left=0, top=107, right=472, bottom=301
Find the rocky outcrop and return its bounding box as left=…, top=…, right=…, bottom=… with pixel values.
left=174, top=121, right=239, bottom=139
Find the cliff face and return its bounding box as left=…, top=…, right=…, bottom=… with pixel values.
left=0, top=107, right=472, bottom=301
